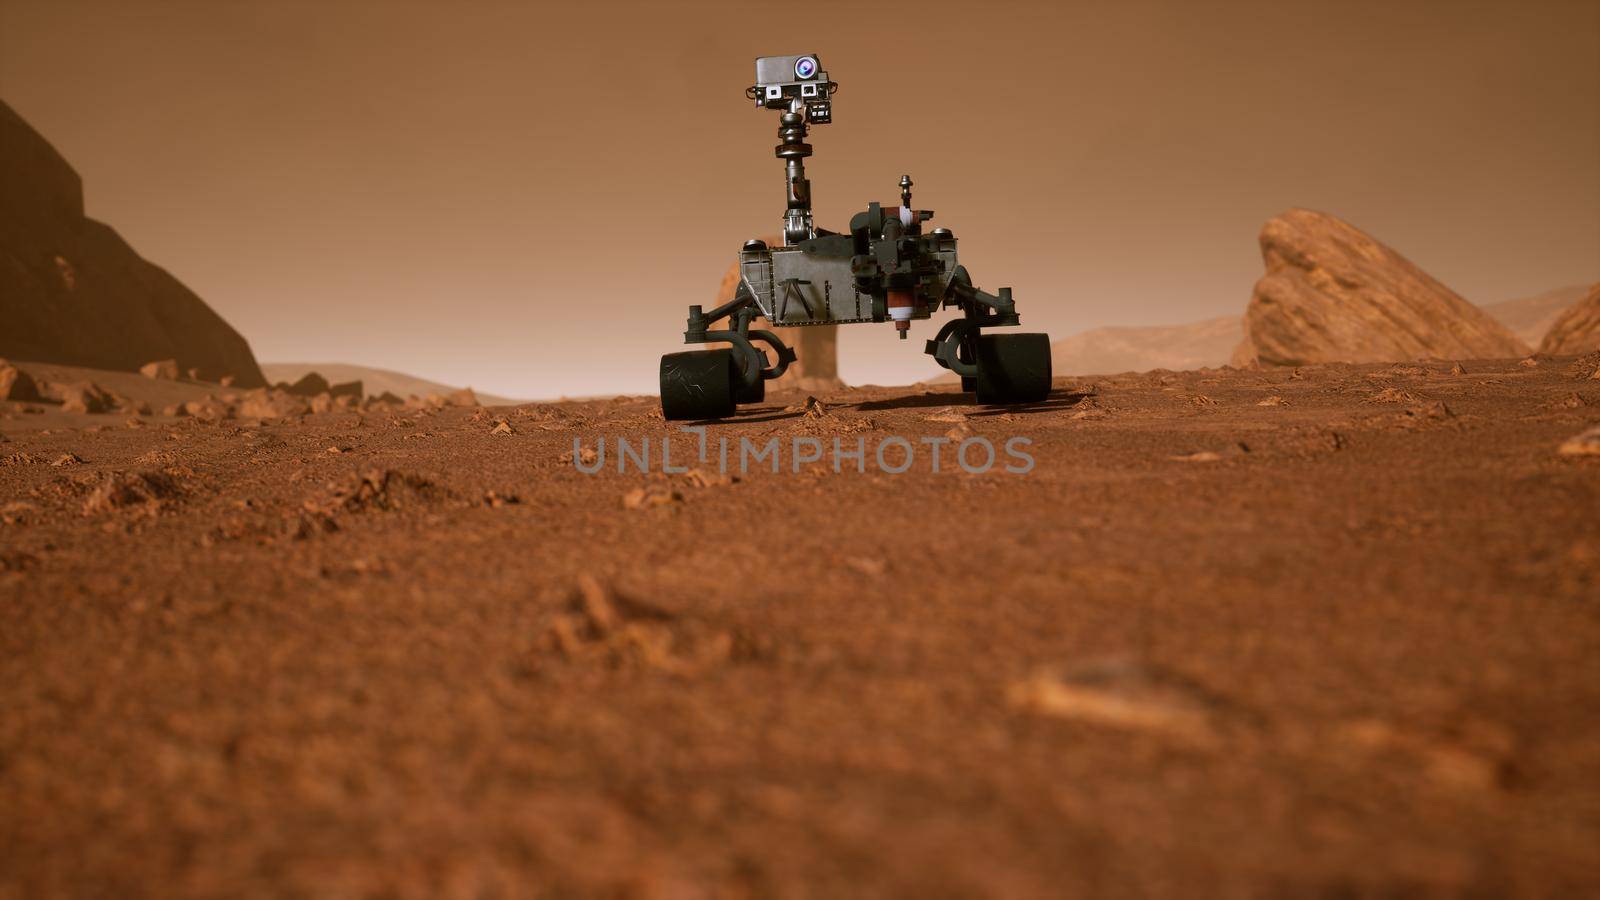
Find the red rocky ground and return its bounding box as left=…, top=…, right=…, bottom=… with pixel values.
left=2, top=355, right=1599, bottom=897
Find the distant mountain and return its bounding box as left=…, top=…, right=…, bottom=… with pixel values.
left=260, top=363, right=520, bottom=405
left=1480, top=285, right=1592, bottom=348
left=1048, top=315, right=1243, bottom=375
left=0, top=100, right=265, bottom=386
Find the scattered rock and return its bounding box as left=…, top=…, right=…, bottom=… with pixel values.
left=843, top=556, right=886, bottom=577
left=1007, top=657, right=1223, bottom=743
left=318, top=469, right=439, bottom=514
left=1170, top=450, right=1222, bottom=463
left=329, top=380, right=363, bottom=401
left=1231, top=209, right=1529, bottom=366
left=0, top=362, right=43, bottom=402
left=560, top=446, right=599, bottom=467
left=370, top=391, right=405, bottom=406
left=219, top=374, right=235, bottom=387
left=82, top=470, right=182, bottom=514
left=160, top=402, right=189, bottom=418
left=447, top=388, right=479, bottom=407
left=490, top=419, right=515, bottom=435
left=1338, top=718, right=1517, bottom=792
left=183, top=395, right=234, bottom=421
left=1557, top=425, right=1600, bottom=457
left=1450, top=362, right=1466, bottom=376
left=49, top=380, right=113, bottom=414
left=545, top=575, right=734, bottom=674
left=786, top=396, right=829, bottom=418
left=237, top=388, right=308, bottom=420
left=1368, top=387, right=1421, bottom=404
left=1, top=501, right=37, bottom=525
left=680, top=468, right=734, bottom=489
left=623, top=486, right=683, bottom=510
left=309, top=393, right=335, bottom=414
left=49, top=453, right=83, bottom=467
left=286, top=372, right=330, bottom=397
left=139, top=359, right=179, bottom=379
left=1518, top=357, right=1540, bottom=369
left=923, top=406, right=969, bottom=424
left=1256, top=395, right=1286, bottom=407
left=1189, top=394, right=1218, bottom=408
left=0, top=551, right=41, bottom=572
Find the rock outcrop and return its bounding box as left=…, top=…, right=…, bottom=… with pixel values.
left=139, top=359, right=180, bottom=380
left=1232, top=210, right=1529, bottom=367
left=0, top=359, right=43, bottom=402
left=1539, top=283, right=1600, bottom=356
left=715, top=239, right=844, bottom=393
left=0, top=100, right=266, bottom=386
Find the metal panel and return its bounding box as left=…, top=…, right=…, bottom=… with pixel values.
left=769, top=247, right=872, bottom=325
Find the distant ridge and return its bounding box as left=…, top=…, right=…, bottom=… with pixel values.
left=260, top=363, right=520, bottom=406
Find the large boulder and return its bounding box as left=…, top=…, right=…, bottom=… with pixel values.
left=139, top=359, right=180, bottom=380
left=0, top=360, right=43, bottom=402
left=1539, top=283, right=1600, bottom=356
left=285, top=371, right=331, bottom=397
left=1232, top=210, right=1529, bottom=367
left=715, top=238, right=844, bottom=392
left=0, top=101, right=266, bottom=387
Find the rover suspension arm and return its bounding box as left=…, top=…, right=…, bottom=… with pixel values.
left=682, top=285, right=796, bottom=388
left=925, top=266, right=1023, bottom=376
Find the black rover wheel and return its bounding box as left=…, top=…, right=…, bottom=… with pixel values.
left=660, top=349, right=737, bottom=420
left=735, top=374, right=765, bottom=405
left=974, top=333, right=1052, bottom=404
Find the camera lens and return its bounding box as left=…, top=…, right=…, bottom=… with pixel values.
left=794, top=57, right=818, bottom=79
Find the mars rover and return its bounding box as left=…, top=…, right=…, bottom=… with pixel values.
left=659, top=54, right=1053, bottom=420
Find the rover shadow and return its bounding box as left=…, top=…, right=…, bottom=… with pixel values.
left=847, top=388, right=1093, bottom=416
left=712, top=407, right=804, bottom=424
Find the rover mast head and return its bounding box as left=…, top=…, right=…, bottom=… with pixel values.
left=748, top=54, right=834, bottom=123
left=749, top=54, right=836, bottom=245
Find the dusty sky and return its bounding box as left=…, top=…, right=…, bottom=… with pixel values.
left=2, top=0, right=1597, bottom=397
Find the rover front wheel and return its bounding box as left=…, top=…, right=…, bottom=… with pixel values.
left=735, top=374, right=765, bottom=405
left=661, top=349, right=738, bottom=420
left=974, top=333, right=1052, bottom=404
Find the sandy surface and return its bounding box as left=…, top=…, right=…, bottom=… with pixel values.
left=2, top=355, right=1599, bottom=898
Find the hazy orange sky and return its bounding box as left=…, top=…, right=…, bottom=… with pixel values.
left=2, top=0, right=1597, bottom=397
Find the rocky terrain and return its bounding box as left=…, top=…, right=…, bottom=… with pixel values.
left=1541, top=283, right=1600, bottom=356
left=1232, top=209, right=1531, bottom=367
left=0, top=101, right=264, bottom=386
left=3, top=351, right=1598, bottom=897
